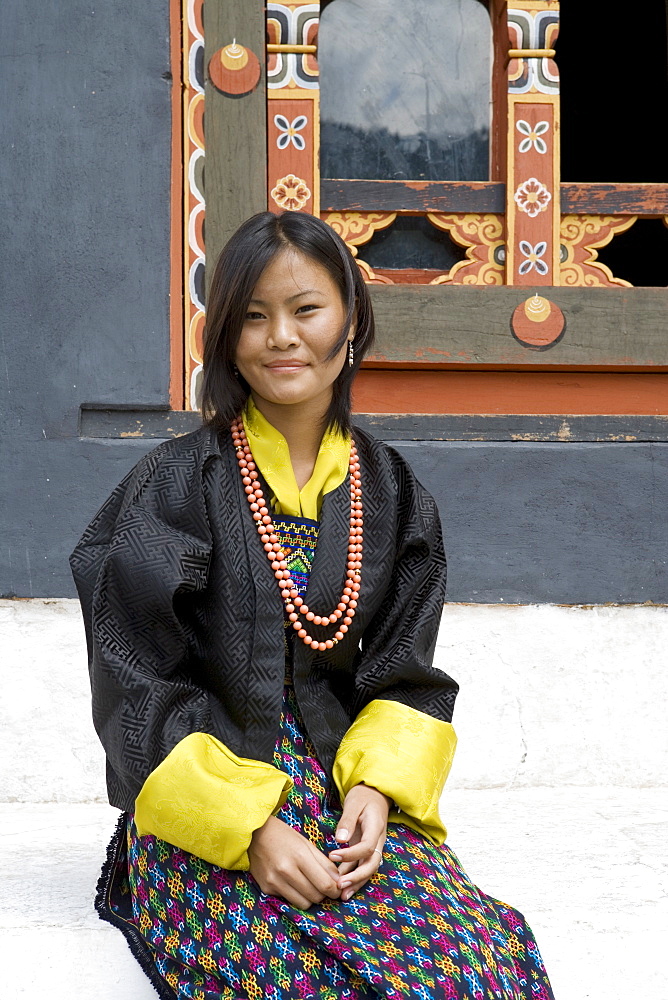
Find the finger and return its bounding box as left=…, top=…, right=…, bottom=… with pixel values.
left=329, top=831, right=380, bottom=866
left=303, top=849, right=342, bottom=899
left=261, top=863, right=323, bottom=909
left=339, top=838, right=384, bottom=900
left=309, top=843, right=342, bottom=878
left=339, top=857, right=380, bottom=899
left=334, top=800, right=364, bottom=845
left=329, top=824, right=362, bottom=863
left=332, top=806, right=386, bottom=862
left=280, top=883, right=320, bottom=910
left=336, top=859, right=359, bottom=878
left=283, top=867, right=330, bottom=908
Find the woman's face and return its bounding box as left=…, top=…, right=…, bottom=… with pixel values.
left=235, top=248, right=354, bottom=414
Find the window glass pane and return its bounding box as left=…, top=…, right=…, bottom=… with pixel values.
left=359, top=216, right=466, bottom=270
left=319, top=0, right=492, bottom=181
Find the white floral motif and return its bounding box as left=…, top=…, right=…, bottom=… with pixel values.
left=271, top=173, right=311, bottom=210
left=514, top=177, right=552, bottom=217
left=518, top=240, right=548, bottom=276
left=517, top=120, right=549, bottom=154
left=274, top=114, right=307, bottom=150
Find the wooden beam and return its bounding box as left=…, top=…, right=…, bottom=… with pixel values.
left=353, top=413, right=668, bottom=442
left=204, top=0, right=267, bottom=297
left=321, top=181, right=668, bottom=215
left=77, top=407, right=668, bottom=443
left=321, top=180, right=505, bottom=213
left=367, top=286, right=668, bottom=366
left=353, top=371, right=668, bottom=414
left=562, top=183, right=668, bottom=214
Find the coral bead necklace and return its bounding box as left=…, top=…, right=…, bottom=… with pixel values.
left=231, top=416, right=362, bottom=650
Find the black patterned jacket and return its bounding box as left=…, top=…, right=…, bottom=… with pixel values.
left=70, top=424, right=458, bottom=812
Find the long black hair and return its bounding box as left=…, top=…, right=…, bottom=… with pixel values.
left=200, top=211, right=375, bottom=435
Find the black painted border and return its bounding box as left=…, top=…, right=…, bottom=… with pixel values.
left=79, top=407, right=668, bottom=442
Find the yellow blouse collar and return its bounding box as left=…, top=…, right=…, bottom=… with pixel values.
left=241, top=397, right=350, bottom=521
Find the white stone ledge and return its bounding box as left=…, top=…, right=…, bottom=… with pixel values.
left=439, top=602, right=668, bottom=789
left=2, top=599, right=668, bottom=801
left=2, top=792, right=666, bottom=1000
left=3, top=601, right=667, bottom=998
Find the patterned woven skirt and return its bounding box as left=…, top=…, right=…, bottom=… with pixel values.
left=98, top=680, right=554, bottom=1000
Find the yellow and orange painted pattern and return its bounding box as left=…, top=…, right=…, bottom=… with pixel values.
left=182, top=0, right=205, bottom=410
left=560, top=216, right=636, bottom=288
left=505, top=2, right=560, bottom=285
left=428, top=214, right=505, bottom=286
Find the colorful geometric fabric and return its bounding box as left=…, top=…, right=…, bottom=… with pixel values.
left=272, top=516, right=319, bottom=603
left=125, top=681, right=554, bottom=1000
left=121, top=516, right=555, bottom=1000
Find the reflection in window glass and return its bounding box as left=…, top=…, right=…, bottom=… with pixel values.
left=319, top=0, right=492, bottom=181
left=360, top=216, right=466, bottom=271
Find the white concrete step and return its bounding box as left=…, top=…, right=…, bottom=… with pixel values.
left=3, top=600, right=668, bottom=801
left=2, top=792, right=666, bottom=1000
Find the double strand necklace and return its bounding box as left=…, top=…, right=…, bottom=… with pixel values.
left=231, top=417, right=363, bottom=650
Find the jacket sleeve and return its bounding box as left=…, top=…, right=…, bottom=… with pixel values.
left=333, top=446, right=458, bottom=844
left=70, top=446, right=291, bottom=867
left=134, top=733, right=292, bottom=869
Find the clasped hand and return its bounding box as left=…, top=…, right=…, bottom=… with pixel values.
left=248, top=783, right=390, bottom=910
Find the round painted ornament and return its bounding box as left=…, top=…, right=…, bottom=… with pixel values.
left=511, top=295, right=566, bottom=350
left=208, top=41, right=261, bottom=97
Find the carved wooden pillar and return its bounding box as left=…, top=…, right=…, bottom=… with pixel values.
left=504, top=1, right=560, bottom=286
left=266, top=3, right=320, bottom=216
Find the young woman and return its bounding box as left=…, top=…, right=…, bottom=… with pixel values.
left=71, top=211, right=554, bottom=1000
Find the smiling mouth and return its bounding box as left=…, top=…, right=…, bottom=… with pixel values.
left=265, top=361, right=308, bottom=371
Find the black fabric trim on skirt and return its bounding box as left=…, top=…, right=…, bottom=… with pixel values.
left=95, top=812, right=178, bottom=1000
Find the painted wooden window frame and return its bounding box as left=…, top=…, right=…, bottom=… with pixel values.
left=169, top=0, right=668, bottom=423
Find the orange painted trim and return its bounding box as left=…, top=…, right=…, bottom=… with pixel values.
left=352, top=370, right=668, bottom=415
left=168, top=0, right=185, bottom=410
left=371, top=268, right=446, bottom=284
left=360, top=362, right=668, bottom=374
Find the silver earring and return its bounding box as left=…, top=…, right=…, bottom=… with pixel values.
left=233, top=363, right=239, bottom=377
left=348, top=341, right=354, bottom=367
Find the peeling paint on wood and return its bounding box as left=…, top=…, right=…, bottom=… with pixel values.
left=79, top=409, right=668, bottom=443
left=562, top=183, right=668, bottom=214
left=321, top=181, right=668, bottom=216
left=367, top=286, right=668, bottom=366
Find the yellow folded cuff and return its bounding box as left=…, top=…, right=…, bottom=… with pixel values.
left=332, top=700, right=457, bottom=845
left=134, top=732, right=293, bottom=870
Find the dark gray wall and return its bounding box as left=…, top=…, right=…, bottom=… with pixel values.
left=401, top=441, right=667, bottom=605
left=1, top=1, right=171, bottom=595
left=2, top=2, right=666, bottom=603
